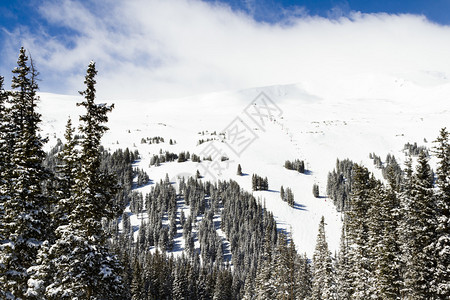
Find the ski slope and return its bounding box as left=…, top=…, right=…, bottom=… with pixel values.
left=38, top=72, right=450, bottom=257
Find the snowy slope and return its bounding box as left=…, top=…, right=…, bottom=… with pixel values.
left=38, top=73, right=450, bottom=256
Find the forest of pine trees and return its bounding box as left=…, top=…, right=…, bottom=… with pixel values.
left=1, top=48, right=449, bottom=299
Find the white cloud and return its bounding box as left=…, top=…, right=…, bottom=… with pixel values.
left=3, top=0, right=450, bottom=100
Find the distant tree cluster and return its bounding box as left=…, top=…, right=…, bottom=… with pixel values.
left=326, top=158, right=355, bottom=211
left=285, top=159, right=306, bottom=173
left=149, top=150, right=202, bottom=166
left=149, top=151, right=178, bottom=166
left=369, top=152, right=383, bottom=168
left=115, top=177, right=294, bottom=299
left=190, top=153, right=200, bottom=162
left=403, top=141, right=428, bottom=156
left=140, top=136, right=166, bottom=144
left=177, top=151, right=190, bottom=162
left=370, top=152, right=404, bottom=188
left=252, top=174, right=269, bottom=191
left=197, top=137, right=215, bottom=145
left=134, top=168, right=150, bottom=187
left=280, top=185, right=295, bottom=207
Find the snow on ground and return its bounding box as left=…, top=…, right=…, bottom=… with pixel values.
left=38, top=72, right=450, bottom=257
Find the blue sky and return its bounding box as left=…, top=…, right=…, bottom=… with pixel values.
left=205, top=0, right=450, bottom=25
left=1, top=0, right=450, bottom=99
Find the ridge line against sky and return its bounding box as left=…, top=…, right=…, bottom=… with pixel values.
left=1, top=0, right=450, bottom=101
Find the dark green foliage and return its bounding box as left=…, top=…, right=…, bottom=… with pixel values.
left=28, top=62, right=126, bottom=299
left=178, top=151, right=187, bottom=162
left=282, top=186, right=295, bottom=207
left=369, top=152, right=403, bottom=187
left=149, top=151, right=178, bottom=166
left=402, top=151, right=436, bottom=298
left=404, top=141, right=428, bottom=156
left=433, top=128, right=450, bottom=297
left=237, top=163, right=242, bottom=176
left=312, top=216, right=335, bottom=299
left=326, top=158, right=355, bottom=212
left=252, top=174, right=268, bottom=191
left=333, top=136, right=450, bottom=299
left=313, top=183, right=320, bottom=198
left=285, top=159, right=306, bottom=173
left=0, top=48, right=50, bottom=298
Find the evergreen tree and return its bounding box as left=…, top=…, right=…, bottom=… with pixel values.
left=254, top=232, right=276, bottom=299
left=272, top=232, right=298, bottom=300
left=237, top=164, right=242, bottom=176
left=311, top=216, right=335, bottom=299
left=433, top=128, right=450, bottom=297
left=366, top=179, right=401, bottom=299
left=313, top=184, right=320, bottom=198
left=345, top=164, right=374, bottom=299
left=53, top=118, right=79, bottom=229
left=0, top=48, right=50, bottom=299
left=402, top=151, right=436, bottom=299
left=0, top=76, right=9, bottom=244
left=335, top=225, right=352, bottom=300
left=28, top=62, right=126, bottom=299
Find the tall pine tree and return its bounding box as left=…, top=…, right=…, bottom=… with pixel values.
left=311, top=216, right=335, bottom=300
left=433, top=128, right=450, bottom=297
left=28, top=62, right=125, bottom=299
left=402, top=151, right=436, bottom=299
left=346, top=164, right=375, bottom=299
left=0, top=48, right=50, bottom=299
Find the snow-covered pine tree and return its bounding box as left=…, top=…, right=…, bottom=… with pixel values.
left=0, top=48, right=50, bottom=299
left=0, top=76, right=8, bottom=242
left=0, top=76, right=10, bottom=298
left=311, top=216, right=336, bottom=300
left=433, top=128, right=450, bottom=297
left=295, top=253, right=312, bottom=299
left=402, top=151, right=436, bottom=299
left=28, top=62, right=126, bottom=299
left=53, top=118, right=79, bottom=230
left=254, top=231, right=276, bottom=299
left=335, top=225, right=352, bottom=300
left=272, top=232, right=298, bottom=300
left=366, top=178, right=401, bottom=298
left=345, top=164, right=374, bottom=299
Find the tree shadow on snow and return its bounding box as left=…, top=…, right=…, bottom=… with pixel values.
left=293, top=202, right=308, bottom=211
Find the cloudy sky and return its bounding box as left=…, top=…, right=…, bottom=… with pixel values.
left=1, top=0, right=450, bottom=100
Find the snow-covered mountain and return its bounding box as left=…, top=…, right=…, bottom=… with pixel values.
left=38, top=72, right=450, bottom=256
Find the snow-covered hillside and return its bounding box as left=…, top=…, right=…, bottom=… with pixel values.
left=38, top=73, right=450, bottom=256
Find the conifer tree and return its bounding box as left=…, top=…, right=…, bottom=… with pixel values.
left=28, top=62, right=125, bottom=299
left=402, top=151, right=436, bottom=299
left=272, top=232, right=298, bottom=300
left=366, top=179, right=401, bottom=298
left=345, top=164, right=374, bottom=299
left=254, top=231, right=276, bottom=299
left=0, top=48, right=50, bottom=299
left=335, top=225, right=352, bottom=300
left=311, top=216, right=335, bottom=299
left=433, top=128, right=450, bottom=297
left=53, top=118, right=79, bottom=229
left=0, top=76, right=8, bottom=240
